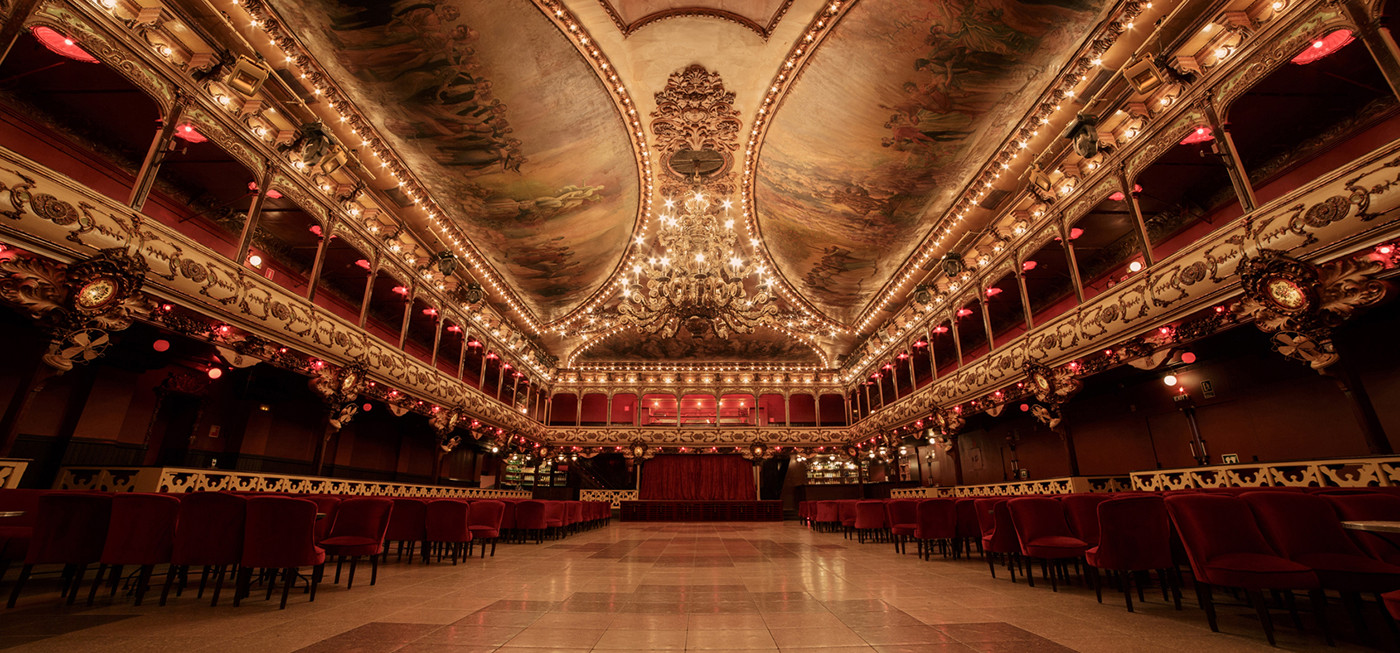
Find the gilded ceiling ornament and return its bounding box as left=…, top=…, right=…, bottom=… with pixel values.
left=0, top=248, right=152, bottom=372
left=1024, top=361, right=1081, bottom=406
left=651, top=65, right=742, bottom=196
left=431, top=407, right=465, bottom=453
left=742, top=440, right=769, bottom=461
left=1234, top=249, right=1387, bottom=369
left=309, top=361, right=369, bottom=429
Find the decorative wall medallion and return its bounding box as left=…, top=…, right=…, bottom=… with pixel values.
left=1235, top=249, right=1387, bottom=369
left=651, top=65, right=742, bottom=195
left=309, top=361, right=370, bottom=429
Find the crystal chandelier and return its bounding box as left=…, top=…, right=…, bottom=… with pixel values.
left=616, top=188, right=778, bottom=339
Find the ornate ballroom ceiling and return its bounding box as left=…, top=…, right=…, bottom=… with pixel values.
left=256, top=0, right=1121, bottom=371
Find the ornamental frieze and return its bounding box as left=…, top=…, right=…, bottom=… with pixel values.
left=546, top=427, right=849, bottom=447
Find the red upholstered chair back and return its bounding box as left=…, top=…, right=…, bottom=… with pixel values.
left=469, top=500, right=506, bottom=530
left=885, top=500, right=918, bottom=528
left=301, top=495, right=342, bottom=541
left=1092, top=495, right=1172, bottom=570
left=101, top=493, right=181, bottom=565
left=854, top=501, right=886, bottom=529
left=1322, top=493, right=1400, bottom=562
left=543, top=501, right=564, bottom=525
left=26, top=492, right=112, bottom=565
left=171, top=492, right=245, bottom=566
left=1164, top=494, right=1277, bottom=578
left=566, top=501, right=583, bottom=525
left=838, top=500, right=858, bottom=525
left=1007, top=498, right=1077, bottom=546
left=1243, top=491, right=1361, bottom=559
left=516, top=500, right=547, bottom=529
left=426, top=500, right=471, bottom=541
left=954, top=499, right=981, bottom=540
left=915, top=498, right=956, bottom=540
left=384, top=499, right=428, bottom=542
left=241, top=497, right=323, bottom=568
left=974, top=499, right=1018, bottom=553
left=815, top=501, right=839, bottom=523
left=498, top=500, right=517, bottom=530
left=0, top=489, right=44, bottom=528
left=1059, top=494, right=1112, bottom=546
left=326, top=498, right=394, bottom=545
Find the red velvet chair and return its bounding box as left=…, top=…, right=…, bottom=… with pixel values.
left=468, top=500, right=505, bottom=557
left=425, top=500, right=472, bottom=563
left=565, top=501, right=584, bottom=535
left=1085, top=495, right=1179, bottom=612
left=1059, top=494, right=1112, bottom=548
left=0, top=489, right=43, bottom=585
left=88, top=493, right=180, bottom=606
left=1323, top=493, right=1400, bottom=565
left=161, top=492, right=245, bottom=606
left=975, top=498, right=1020, bottom=582
left=1165, top=494, right=1330, bottom=646
left=885, top=499, right=918, bottom=554
left=235, top=496, right=326, bottom=609
left=516, top=500, right=548, bottom=544
left=303, top=495, right=342, bottom=542
left=383, top=498, right=428, bottom=563
left=1384, top=590, right=1400, bottom=621
left=497, top=499, right=518, bottom=542
left=321, top=498, right=394, bottom=588
left=6, top=492, right=112, bottom=608
left=813, top=501, right=839, bottom=533
left=1244, top=491, right=1400, bottom=635
left=853, top=500, right=886, bottom=544
left=954, top=498, right=982, bottom=558
left=913, top=498, right=957, bottom=560
left=838, top=500, right=858, bottom=539
left=1007, top=497, right=1087, bottom=591
left=542, top=501, right=564, bottom=540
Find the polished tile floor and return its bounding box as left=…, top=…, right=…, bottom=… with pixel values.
left=0, top=520, right=1392, bottom=652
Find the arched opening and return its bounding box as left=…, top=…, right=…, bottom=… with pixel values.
left=788, top=394, right=816, bottom=427
left=1021, top=233, right=1077, bottom=326
left=984, top=270, right=1028, bottom=348
left=680, top=394, right=716, bottom=427
left=403, top=298, right=438, bottom=365
left=758, top=393, right=785, bottom=426
left=819, top=394, right=847, bottom=426
left=549, top=393, right=578, bottom=426
left=610, top=393, right=636, bottom=425
left=363, top=274, right=411, bottom=346
left=1067, top=196, right=1144, bottom=300
left=719, top=393, right=755, bottom=426
left=437, top=319, right=465, bottom=377
left=312, top=241, right=373, bottom=324
left=245, top=190, right=324, bottom=296
left=1132, top=129, right=1242, bottom=261
left=641, top=393, right=676, bottom=426
left=930, top=318, right=957, bottom=376
left=953, top=298, right=988, bottom=362
left=580, top=392, right=608, bottom=426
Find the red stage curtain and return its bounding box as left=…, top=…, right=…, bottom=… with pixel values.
left=639, top=455, right=755, bottom=500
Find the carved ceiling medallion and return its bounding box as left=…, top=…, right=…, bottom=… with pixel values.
left=651, top=65, right=742, bottom=195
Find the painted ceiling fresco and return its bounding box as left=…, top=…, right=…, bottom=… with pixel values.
left=576, top=324, right=821, bottom=363
left=755, top=0, right=1111, bottom=322
left=276, top=0, right=639, bottom=321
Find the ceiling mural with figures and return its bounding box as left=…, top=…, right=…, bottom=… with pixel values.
left=275, top=0, right=639, bottom=321
left=755, top=0, right=1112, bottom=322
left=576, top=325, right=822, bottom=363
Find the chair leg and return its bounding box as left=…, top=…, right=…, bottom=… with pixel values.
left=160, top=565, right=179, bottom=606
left=1342, top=592, right=1368, bottom=641
left=1091, top=566, right=1103, bottom=603
left=1283, top=590, right=1303, bottom=631
left=1246, top=589, right=1276, bottom=646
left=1048, top=559, right=1058, bottom=593
left=1122, top=571, right=1134, bottom=613
left=232, top=566, right=252, bottom=607
left=1197, top=582, right=1219, bottom=633
left=210, top=565, right=227, bottom=607
left=278, top=568, right=293, bottom=610
left=370, top=554, right=379, bottom=586
left=1028, top=558, right=1038, bottom=588
left=987, top=553, right=997, bottom=579
left=334, top=555, right=344, bottom=584
left=490, top=538, right=497, bottom=557
left=346, top=556, right=359, bottom=590
left=7, top=564, right=33, bottom=608
left=87, top=563, right=107, bottom=606
left=1308, top=589, right=1332, bottom=646
left=310, top=564, right=323, bottom=602
left=134, top=566, right=153, bottom=606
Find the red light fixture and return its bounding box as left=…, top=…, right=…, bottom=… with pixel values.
left=1179, top=126, right=1214, bottom=145
left=362, top=403, right=372, bottom=411
left=152, top=339, right=170, bottom=352
left=1022, top=260, right=1038, bottom=272
left=392, top=286, right=409, bottom=296
left=913, top=339, right=927, bottom=348
left=1181, top=352, right=1197, bottom=364
left=955, top=307, right=973, bottom=318
left=1291, top=30, right=1353, bottom=65
left=1069, top=227, right=1084, bottom=240
left=985, top=287, right=1003, bottom=297
left=31, top=27, right=97, bottom=62
left=354, top=259, right=371, bottom=270
left=207, top=367, right=223, bottom=380
left=309, top=225, right=322, bottom=237
left=932, top=325, right=949, bottom=334
left=446, top=325, right=462, bottom=333
left=174, top=123, right=207, bottom=144
left=422, top=308, right=438, bottom=316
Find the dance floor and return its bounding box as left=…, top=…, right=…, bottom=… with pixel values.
left=0, top=521, right=1387, bottom=652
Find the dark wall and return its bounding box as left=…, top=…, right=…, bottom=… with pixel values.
left=0, top=310, right=473, bottom=488
left=933, top=301, right=1400, bottom=486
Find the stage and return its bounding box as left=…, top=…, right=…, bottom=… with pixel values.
left=620, top=500, right=783, bottom=522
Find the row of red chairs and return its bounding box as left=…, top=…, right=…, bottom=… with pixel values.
left=800, top=487, right=1400, bottom=647
left=0, top=491, right=614, bottom=610
left=383, top=498, right=611, bottom=563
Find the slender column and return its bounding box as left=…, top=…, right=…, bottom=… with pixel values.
left=889, top=363, right=900, bottom=399
left=128, top=97, right=187, bottom=210
left=495, top=364, right=505, bottom=401
left=544, top=395, right=553, bottom=425
left=950, top=315, right=964, bottom=367
left=397, top=289, right=413, bottom=349
left=1059, top=423, right=1081, bottom=476
left=862, top=384, right=872, bottom=417
left=927, top=329, right=938, bottom=381
left=305, top=217, right=337, bottom=302
left=235, top=160, right=276, bottom=264
left=357, top=267, right=377, bottom=328
left=1118, top=168, right=1155, bottom=267
left=1342, top=0, right=1400, bottom=101
left=815, top=393, right=822, bottom=428
left=1060, top=223, right=1086, bottom=303
left=478, top=354, right=488, bottom=390
left=456, top=333, right=468, bottom=379
left=0, top=0, right=41, bottom=66
left=784, top=393, right=790, bottom=427
left=1015, top=258, right=1034, bottom=329
left=1203, top=98, right=1257, bottom=212
left=429, top=314, right=443, bottom=369
left=843, top=393, right=852, bottom=427
left=979, top=296, right=995, bottom=352
left=1324, top=359, right=1393, bottom=454
left=906, top=350, right=918, bottom=391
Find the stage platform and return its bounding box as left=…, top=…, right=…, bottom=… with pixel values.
left=620, top=500, right=783, bottom=522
